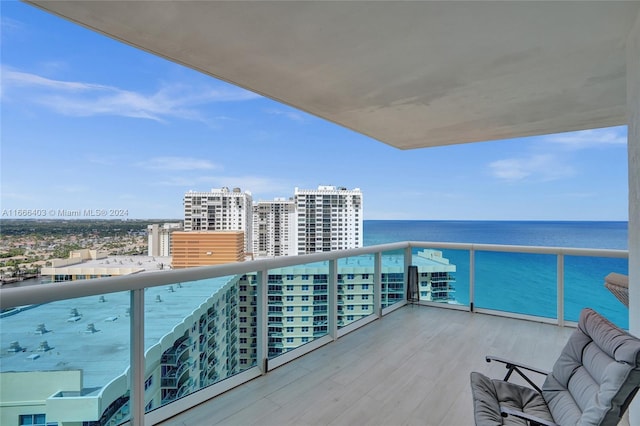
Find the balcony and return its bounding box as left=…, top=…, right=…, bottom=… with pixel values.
left=157, top=307, right=582, bottom=426
left=0, top=242, right=629, bottom=426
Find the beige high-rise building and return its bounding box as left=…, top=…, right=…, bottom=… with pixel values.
left=183, top=188, right=253, bottom=253
left=171, top=231, right=244, bottom=268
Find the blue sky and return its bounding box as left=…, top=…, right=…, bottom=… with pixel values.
left=0, top=2, right=629, bottom=221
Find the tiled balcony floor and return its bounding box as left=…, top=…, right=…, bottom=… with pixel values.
left=158, top=306, right=583, bottom=425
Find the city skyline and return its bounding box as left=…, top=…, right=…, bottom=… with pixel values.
left=1, top=2, right=630, bottom=221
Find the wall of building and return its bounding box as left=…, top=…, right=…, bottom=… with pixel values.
left=252, top=199, right=297, bottom=257
left=171, top=231, right=244, bottom=268
left=294, top=186, right=363, bottom=254
left=0, top=370, right=83, bottom=426
left=183, top=188, right=253, bottom=253
left=148, top=223, right=182, bottom=257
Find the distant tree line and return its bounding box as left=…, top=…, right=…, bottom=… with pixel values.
left=0, top=219, right=178, bottom=238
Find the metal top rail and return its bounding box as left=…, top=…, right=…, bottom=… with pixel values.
left=0, top=241, right=627, bottom=309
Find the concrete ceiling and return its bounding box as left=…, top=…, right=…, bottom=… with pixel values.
left=27, top=1, right=640, bottom=150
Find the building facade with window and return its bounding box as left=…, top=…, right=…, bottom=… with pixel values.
left=294, top=186, right=363, bottom=255
left=171, top=231, right=245, bottom=268
left=252, top=198, right=297, bottom=257
left=236, top=249, right=455, bottom=358
left=147, top=223, right=182, bottom=257
left=184, top=188, right=253, bottom=254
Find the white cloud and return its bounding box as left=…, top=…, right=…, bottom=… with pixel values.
left=0, top=192, right=35, bottom=201
left=0, top=17, right=24, bottom=40
left=1, top=67, right=261, bottom=122
left=86, top=155, right=117, bottom=166
left=544, top=127, right=626, bottom=149
left=137, top=157, right=219, bottom=171
left=265, top=108, right=308, bottom=122
left=560, top=192, right=597, bottom=199
left=54, top=184, right=89, bottom=193
left=488, top=154, right=575, bottom=182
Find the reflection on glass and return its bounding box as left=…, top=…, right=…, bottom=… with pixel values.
left=0, top=290, right=131, bottom=425
left=264, top=262, right=330, bottom=359
left=381, top=250, right=405, bottom=308
left=337, top=255, right=375, bottom=329
left=410, top=249, right=457, bottom=305
left=564, top=255, right=628, bottom=329
left=147, top=275, right=253, bottom=413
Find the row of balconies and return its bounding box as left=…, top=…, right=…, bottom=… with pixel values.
left=161, top=340, right=190, bottom=366
left=161, top=361, right=191, bottom=388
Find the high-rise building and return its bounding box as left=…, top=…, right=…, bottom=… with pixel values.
left=294, top=186, right=363, bottom=254
left=171, top=231, right=245, bottom=268
left=147, top=223, right=182, bottom=257
left=184, top=188, right=253, bottom=253
left=252, top=198, right=297, bottom=257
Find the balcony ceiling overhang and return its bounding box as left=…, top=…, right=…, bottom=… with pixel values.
left=26, top=1, right=640, bottom=150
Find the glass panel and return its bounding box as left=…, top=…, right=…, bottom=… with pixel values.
left=410, top=248, right=458, bottom=305
left=266, top=261, right=329, bottom=359
left=337, top=255, right=376, bottom=329
left=474, top=251, right=556, bottom=319
left=1, top=290, right=130, bottom=425
left=146, top=275, right=254, bottom=412
left=564, top=256, right=628, bottom=329
left=19, top=415, right=33, bottom=425
left=381, top=249, right=405, bottom=309
left=440, top=249, right=469, bottom=306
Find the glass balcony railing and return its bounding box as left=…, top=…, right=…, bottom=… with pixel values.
left=564, top=254, right=629, bottom=328
left=382, top=249, right=406, bottom=310
left=265, top=261, right=330, bottom=360
left=336, top=254, right=376, bottom=330
left=475, top=251, right=558, bottom=318
left=0, top=241, right=628, bottom=426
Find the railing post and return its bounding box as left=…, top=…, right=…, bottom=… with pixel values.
left=374, top=251, right=382, bottom=317
left=404, top=246, right=412, bottom=302
left=256, top=270, right=268, bottom=373
left=469, top=247, right=475, bottom=312
left=557, top=254, right=565, bottom=327
left=328, top=259, right=338, bottom=340
left=130, top=289, right=145, bottom=426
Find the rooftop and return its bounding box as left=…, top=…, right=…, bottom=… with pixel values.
left=0, top=276, right=232, bottom=391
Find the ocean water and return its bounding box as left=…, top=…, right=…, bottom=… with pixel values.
left=364, top=221, right=629, bottom=328
left=364, top=220, right=628, bottom=249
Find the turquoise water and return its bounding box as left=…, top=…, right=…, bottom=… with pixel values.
left=364, top=221, right=629, bottom=328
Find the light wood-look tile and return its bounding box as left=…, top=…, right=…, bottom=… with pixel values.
left=157, top=306, right=601, bottom=426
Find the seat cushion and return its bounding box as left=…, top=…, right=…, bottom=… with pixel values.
left=542, top=308, right=640, bottom=426
left=471, top=371, right=554, bottom=426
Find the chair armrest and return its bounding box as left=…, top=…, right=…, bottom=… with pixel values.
left=500, top=406, right=558, bottom=426
left=486, top=356, right=550, bottom=393
left=486, top=356, right=551, bottom=376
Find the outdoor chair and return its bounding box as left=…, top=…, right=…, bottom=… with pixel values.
left=605, top=272, right=629, bottom=308
left=470, top=308, right=640, bottom=426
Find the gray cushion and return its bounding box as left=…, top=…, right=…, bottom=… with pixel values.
left=471, top=308, right=640, bottom=426
left=471, top=371, right=554, bottom=426
left=542, top=308, right=640, bottom=426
